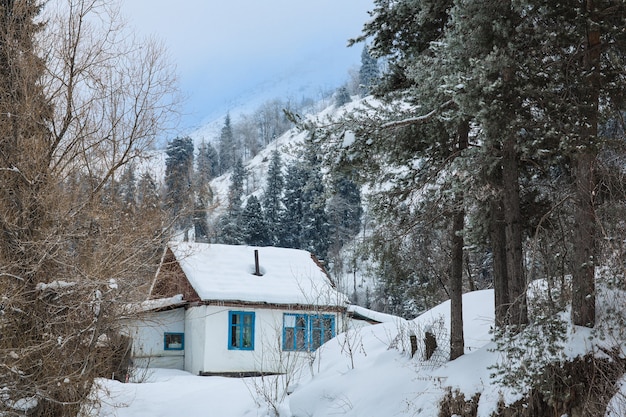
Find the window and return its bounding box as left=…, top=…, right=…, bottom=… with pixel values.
left=283, top=313, right=335, bottom=351
left=229, top=311, right=255, bottom=350
left=283, top=314, right=308, bottom=351
left=310, top=315, right=335, bottom=350
left=164, top=332, right=184, bottom=350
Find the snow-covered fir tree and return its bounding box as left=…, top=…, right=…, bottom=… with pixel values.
left=335, top=84, right=352, bottom=107
left=164, top=136, right=194, bottom=233
left=218, top=113, right=237, bottom=175
left=137, top=171, right=160, bottom=211
left=242, top=195, right=270, bottom=246
left=358, top=44, right=380, bottom=96
left=279, top=161, right=307, bottom=249
left=327, top=175, right=363, bottom=250
left=262, top=149, right=284, bottom=245
left=118, top=163, right=137, bottom=211
left=217, top=156, right=246, bottom=244
left=300, top=160, right=331, bottom=261
left=197, top=139, right=219, bottom=181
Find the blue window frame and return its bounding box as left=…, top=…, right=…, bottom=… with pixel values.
left=164, top=332, right=184, bottom=350
left=228, top=311, right=255, bottom=350
left=310, top=315, right=336, bottom=350
left=282, top=313, right=335, bottom=351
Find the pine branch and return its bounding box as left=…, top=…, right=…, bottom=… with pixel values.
left=381, top=99, right=455, bottom=129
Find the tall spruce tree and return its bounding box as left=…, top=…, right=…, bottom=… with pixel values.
left=279, top=161, right=308, bottom=249
left=242, top=195, right=270, bottom=246
left=164, top=136, right=194, bottom=234
left=218, top=113, right=236, bottom=175
left=262, top=149, right=284, bottom=246
left=335, top=84, right=352, bottom=107
left=137, top=171, right=160, bottom=211
left=340, top=0, right=468, bottom=359
left=439, top=0, right=530, bottom=329
left=197, top=139, right=219, bottom=181
left=519, top=0, right=626, bottom=327
left=328, top=175, right=363, bottom=250
left=300, top=162, right=331, bottom=260
left=118, top=163, right=137, bottom=212
left=217, top=156, right=246, bottom=244
left=358, top=45, right=380, bottom=96
left=194, top=140, right=216, bottom=242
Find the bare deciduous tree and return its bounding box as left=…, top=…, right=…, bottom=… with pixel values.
left=0, top=0, right=178, bottom=415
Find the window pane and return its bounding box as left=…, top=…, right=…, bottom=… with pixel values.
left=324, top=326, right=333, bottom=343
left=285, top=328, right=295, bottom=350
left=324, top=317, right=334, bottom=343
left=311, top=328, right=322, bottom=350
left=284, top=314, right=296, bottom=327
left=243, top=326, right=252, bottom=348
left=164, top=333, right=184, bottom=350
left=296, top=327, right=306, bottom=350
left=232, top=325, right=241, bottom=347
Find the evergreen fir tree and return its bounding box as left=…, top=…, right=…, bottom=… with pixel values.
left=280, top=136, right=331, bottom=260
left=197, top=140, right=219, bottom=181
left=193, top=192, right=211, bottom=242
left=137, top=171, right=160, bottom=211
left=328, top=175, right=363, bottom=249
left=300, top=165, right=331, bottom=260
left=358, top=45, right=380, bottom=96
left=279, top=161, right=308, bottom=249
left=218, top=113, right=236, bottom=175
left=118, top=163, right=137, bottom=211
left=194, top=140, right=216, bottom=242
left=164, top=136, right=194, bottom=233
left=335, top=85, right=352, bottom=107
left=242, top=195, right=270, bottom=246
left=262, top=149, right=284, bottom=245
left=217, top=156, right=246, bottom=244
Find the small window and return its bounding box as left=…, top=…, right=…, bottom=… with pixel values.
left=229, top=311, right=255, bottom=350
left=164, top=332, right=184, bottom=350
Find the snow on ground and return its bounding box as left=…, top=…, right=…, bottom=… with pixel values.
left=93, top=284, right=626, bottom=416
left=93, top=369, right=261, bottom=417
left=94, top=290, right=496, bottom=417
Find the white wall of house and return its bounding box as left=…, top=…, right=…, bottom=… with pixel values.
left=127, top=308, right=185, bottom=370
left=184, top=305, right=207, bottom=374
left=185, top=305, right=346, bottom=375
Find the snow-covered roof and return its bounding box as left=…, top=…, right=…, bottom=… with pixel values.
left=123, top=294, right=187, bottom=315
left=139, top=294, right=186, bottom=312
left=347, top=305, right=403, bottom=324
left=170, top=242, right=348, bottom=307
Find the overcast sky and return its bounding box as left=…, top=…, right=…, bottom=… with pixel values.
left=120, top=1, right=374, bottom=133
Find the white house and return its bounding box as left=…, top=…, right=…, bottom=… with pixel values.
left=126, top=242, right=349, bottom=376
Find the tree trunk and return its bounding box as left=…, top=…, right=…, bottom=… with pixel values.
left=449, top=208, right=465, bottom=360
left=490, top=199, right=510, bottom=327
left=449, top=119, right=469, bottom=361
left=501, top=136, right=528, bottom=327
left=572, top=151, right=596, bottom=327
left=572, top=2, right=599, bottom=327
